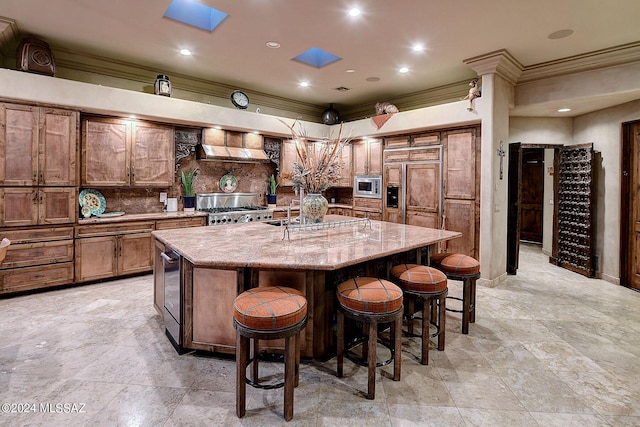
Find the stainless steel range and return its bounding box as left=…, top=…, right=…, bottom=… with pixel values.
left=196, top=193, right=274, bottom=226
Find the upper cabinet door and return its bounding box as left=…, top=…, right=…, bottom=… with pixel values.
left=82, top=117, right=130, bottom=187
left=443, top=128, right=477, bottom=200
left=40, top=108, right=78, bottom=186
left=131, top=122, right=174, bottom=187
left=0, top=103, right=39, bottom=186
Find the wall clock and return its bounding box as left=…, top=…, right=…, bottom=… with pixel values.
left=230, top=90, right=249, bottom=109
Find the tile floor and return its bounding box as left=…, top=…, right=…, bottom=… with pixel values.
left=2, top=244, right=640, bottom=426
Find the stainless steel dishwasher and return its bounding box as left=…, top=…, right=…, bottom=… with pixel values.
left=161, top=248, right=184, bottom=353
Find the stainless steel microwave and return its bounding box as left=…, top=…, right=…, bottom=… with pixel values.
left=353, top=175, right=382, bottom=199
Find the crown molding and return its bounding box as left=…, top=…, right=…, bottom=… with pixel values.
left=518, top=41, right=640, bottom=83
left=463, top=49, right=524, bottom=85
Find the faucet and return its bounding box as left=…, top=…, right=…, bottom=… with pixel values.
left=288, top=186, right=305, bottom=223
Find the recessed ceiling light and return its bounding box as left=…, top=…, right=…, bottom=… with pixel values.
left=548, top=29, right=574, bottom=40
left=345, top=69, right=356, bottom=73
left=179, top=48, right=192, bottom=56
left=348, top=8, right=361, bottom=17
left=299, top=81, right=309, bottom=87
left=412, top=44, right=424, bottom=53
left=366, top=77, right=380, bottom=82
left=266, top=41, right=280, bottom=49
left=398, top=67, right=409, bottom=74
left=214, top=125, right=222, bottom=130
left=557, top=108, right=571, bottom=113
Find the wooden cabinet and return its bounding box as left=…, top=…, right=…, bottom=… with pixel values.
left=74, top=221, right=154, bottom=282
left=0, top=226, right=74, bottom=294
left=335, top=142, right=352, bottom=187
left=405, top=163, right=441, bottom=229
left=0, top=187, right=76, bottom=227
left=155, top=216, right=205, bottom=230
left=153, top=239, right=165, bottom=317
left=279, top=139, right=297, bottom=187
left=82, top=117, right=174, bottom=187
left=0, top=104, right=78, bottom=186
left=353, top=138, right=382, bottom=176
left=442, top=128, right=479, bottom=258
left=353, top=197, right=382, bottom=221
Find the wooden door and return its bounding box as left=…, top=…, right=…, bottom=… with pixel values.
left=405, top=163, right=440, bottom=227
left=75, top=236, right=118, bottom=281
left=624, top=121, right=640, bottom=289
left=443, top=129, right=476, bottom=199
left=368, top=139, right=382, bottom=175
left=82, top=117, right=130, bottom=186
left=118, top=232, right=153, bottom=275
left=39, top=187, right=76, bottom=225
left=0, top=103, right=38, bottom=186
left=0, top=187, right=38, bottom=227
left=507, top=143, right=522, bottom=274
left=443, top=199, right=476, bottom=256
left=131, top=121, right=174, bottom=187
left=279, top=140, right=297, bottom=186
left=40, top=108, right=78, bottom=186
left=334, top=142, right=351, bottom=187
left=352, top=141, right=367, bottom=176
left=520, top=149, right=544, bottom=243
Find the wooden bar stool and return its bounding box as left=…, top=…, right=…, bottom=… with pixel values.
left=336, top=277, right=403, bottom=400
left=233, top=286, right=308, bottom=421
left=431, top=253, right=480, bottom=334
left=391, top=264, right=448, bottom=365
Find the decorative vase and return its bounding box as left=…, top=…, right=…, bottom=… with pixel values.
left=267, top=194, right=277, bottom=207
left=301, top=193, right=328, bottom=224
left=183, top=195, right=195, bottom=211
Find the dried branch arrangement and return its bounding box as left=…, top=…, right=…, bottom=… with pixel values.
left=279, top=120, right=350, bottom=193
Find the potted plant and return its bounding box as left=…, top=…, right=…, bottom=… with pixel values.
left=181, top=168, right=197, bottom=211
left=267, top=174, right=278, bottom=206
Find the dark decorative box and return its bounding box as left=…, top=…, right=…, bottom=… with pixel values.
left=16, top=37, right=56, bottom=77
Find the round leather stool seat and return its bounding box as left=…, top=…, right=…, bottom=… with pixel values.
left=439, top=253, right=480, bottom=275
left=391, top=264, right=448, bottom=293
left=234, top=286, right=307, bottom=331
left=337, top=277, right=403, bottom=314
left=429, top=252, right=450, bottom=268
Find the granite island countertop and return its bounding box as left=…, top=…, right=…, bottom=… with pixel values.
left=152, top=215, right=461, bottom=271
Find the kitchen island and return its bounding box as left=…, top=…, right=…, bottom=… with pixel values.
left=152, top=215, right=461, bottom=359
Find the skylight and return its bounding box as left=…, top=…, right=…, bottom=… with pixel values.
left=164, top=0, right=228, bottom=32
left=292, top=47, right=341, bottom=68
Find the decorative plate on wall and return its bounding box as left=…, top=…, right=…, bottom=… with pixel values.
left=220, top=173, right=238, bottom=193
left=79, top=188, right=106, bottom=216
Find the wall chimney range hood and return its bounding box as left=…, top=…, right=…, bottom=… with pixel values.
left=196, top=128, right=270, bottom=163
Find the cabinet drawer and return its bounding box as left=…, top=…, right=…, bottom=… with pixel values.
left=1, top=226, right=74, bottom=243
left=1, top=239, right=73, bottom=269
left=0, top=262, right=74, bottom=294
left=409, top=148, right=441, bottom=162
left=353, top=197, right=382, bottom=211
left=155, top=217, right=205, bottom=230
left=385, top=136, right=410, bottom=149
left=75, top=221, right=154, bottom=237
left=412, top=133, right=440, bottom=146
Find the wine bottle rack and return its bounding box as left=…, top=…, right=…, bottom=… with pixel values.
left=556, top=144, right=595, bottom=277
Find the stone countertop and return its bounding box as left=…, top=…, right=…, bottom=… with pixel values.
left=152, top=215, right=461, bottom=271
left=78, top=210, right=208, bottom=225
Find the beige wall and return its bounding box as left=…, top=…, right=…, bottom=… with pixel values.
left=572, top=99, right=640, bottom=283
